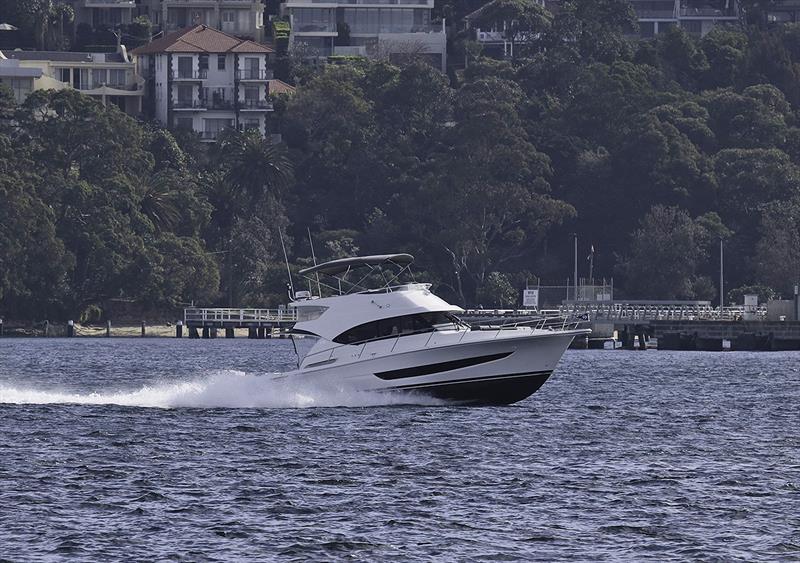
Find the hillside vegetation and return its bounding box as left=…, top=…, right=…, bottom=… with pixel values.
left=3, top=2, right=800, bottom=319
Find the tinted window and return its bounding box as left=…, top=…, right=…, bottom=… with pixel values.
left=333, top=312, right=461, bottom=345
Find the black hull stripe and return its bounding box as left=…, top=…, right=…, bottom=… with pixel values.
left=385, top=370, right=552, bottom=391
left=373, top=351, right=513, bottom=380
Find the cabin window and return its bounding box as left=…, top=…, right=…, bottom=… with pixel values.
left=333, top=312, right=462, bottom=345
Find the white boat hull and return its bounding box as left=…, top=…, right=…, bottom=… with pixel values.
left=279, top=329, right=588, bottom=405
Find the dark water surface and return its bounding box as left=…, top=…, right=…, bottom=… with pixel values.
left=0, top=339, right=798, bottom=560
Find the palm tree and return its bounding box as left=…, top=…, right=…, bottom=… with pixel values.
left=140, top=171, right=182, bottom=232
left=216, top=129, right=294, bottom=205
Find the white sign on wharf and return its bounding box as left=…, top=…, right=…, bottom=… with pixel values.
left=522, top=289, right=539, bottom=308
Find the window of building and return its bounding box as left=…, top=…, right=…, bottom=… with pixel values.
left=217, top=54, right=226, bottom=70
left=92, top=69, right=107, bottom=88
left=0, top=77, right=33, bottom=102
left=222, top=10, right=235, bottom=23
left=639, top=21, right=655, bottom=38
left=203, top=118, right=234, bottom=139
left=108, top=69, right=126, bottom=87
left=177, top=84, right=193, bottom=104
left=59, top=68, right=70, bottom=83
left=681, top=19, right=702, bottom=34
left=175, top=117, right=193, bottom=130
left=243, top=119, right=260, bottom=130
left=198, top=54, right=209, bottom=71
left=243, top=57, right=260, bottom=79
left=177, top=56, right=193, bottom=78
left=78, top=68, right=90, bottom=89
left=244, top=86, right=258, bottom=100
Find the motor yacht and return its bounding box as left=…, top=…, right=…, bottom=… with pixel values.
left=279, top=254, right=589, bottom=405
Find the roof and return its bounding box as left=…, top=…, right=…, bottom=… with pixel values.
left=0, top=60, right=42, bottom=78
left=0, top=50, right=128, bottom=63
left=299, top=254, right=414, bottom=276
left=132, top=25, right=274, bottom=56
left=268, top=79, right=296, bottom=95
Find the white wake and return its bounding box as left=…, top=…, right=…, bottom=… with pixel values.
left=0, top=370, right=442, bottom=409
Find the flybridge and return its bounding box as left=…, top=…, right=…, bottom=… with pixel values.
left=296, top=253, right=417, bottom=297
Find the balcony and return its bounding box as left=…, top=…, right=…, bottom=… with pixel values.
left=171, top=70, right=208, bottom=81
left=476, top=30, right=507, bottom=42
left=679, top=3, right=737, bottom=18
left=239, top=99, right=274, bottom=111
left=288, top=0, right=431, bottom=4
left=200, top=129, right=232, bottom=141
left=83, top=0, right=135, bottom=6
left=173, top=100, right=206, bottom=110
left=236, top=69, right=273, bottom=80
left=295, top=22, right=336, bottom=33
left=201, top=98, right=235, bottom=110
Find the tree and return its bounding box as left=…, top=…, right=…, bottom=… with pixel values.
left=216, top=129, right=294, bottom=206
left=755, top=198, right=800, bottom=296
left=471, top=0, right=553, bottom=60
left=548, top=0, right=637, bottom=64
left=616, top=206, right=715, bottom=300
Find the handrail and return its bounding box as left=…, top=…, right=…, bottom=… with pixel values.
left=184, top=307, right=297, bottom=323
left=300, top=314, right=580, bottom=367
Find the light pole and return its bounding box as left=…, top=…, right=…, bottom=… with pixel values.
left=573, top=233, right=578, bottom=302
left=719, top=239, right=724, bottom=311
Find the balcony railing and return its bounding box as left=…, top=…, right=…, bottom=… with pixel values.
left=84, top=0, right=135, bottom=6
left=290, top=0, right=431, bottom=4
left=633, top=6, right=678, bottom=18
left=173, top=99, right=204, bottom=109
left=679, top=5, right=737, bottom=17
left=236, top=69, right=273, bottom=80
left=172, top=69, right=208, bottom=80
left=201, top=98, right=234, bottom=110
left=239, top=99, right=273, bottom=110
left=295, top=22, right=336, bottom=32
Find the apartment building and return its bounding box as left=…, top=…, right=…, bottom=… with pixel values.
left=132, top=25, right=283, bottom=141
left=69, top=0, right=136, bottom=32
left=279, top=0, right=446, bottom=72
left=467, top=0, right=738, bottom=57
left=0, top=45, right=143, bottom=114
left=764, top=1, right=800, bottom=23
left=464, top=0, right=548, bottom=60
left=136, top=0, right=266, bottom=42
left=630, top=0, right=738, bottom=37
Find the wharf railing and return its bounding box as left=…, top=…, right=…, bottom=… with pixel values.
left=464, top=302, right=768, bottom=323
left=184, top=308, right=297, bottom=326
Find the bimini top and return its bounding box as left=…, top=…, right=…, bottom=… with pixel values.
left=299, top=254, right=414, bottom=277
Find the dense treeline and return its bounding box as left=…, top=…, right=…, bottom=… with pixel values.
left=3, top=1, right=800, bottom=321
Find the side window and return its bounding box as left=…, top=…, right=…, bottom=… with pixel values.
left=333, top=312, right=462, bottom=345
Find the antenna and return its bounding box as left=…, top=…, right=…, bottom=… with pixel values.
left=279, top=227, right=294, bottom=299
left=307, top=227, right=322, bottom=297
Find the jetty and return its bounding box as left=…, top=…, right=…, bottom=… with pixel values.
left=182, top=307, right=297, bottom=339
left=462, top=297, right=800, bottom=351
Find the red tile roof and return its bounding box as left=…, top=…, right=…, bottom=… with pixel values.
left=268, top=79, right=296, bottom=95
left=132, top=25, right=273, bottom=55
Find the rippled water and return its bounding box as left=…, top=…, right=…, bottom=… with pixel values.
left=0, top=338, right=798, bottom=560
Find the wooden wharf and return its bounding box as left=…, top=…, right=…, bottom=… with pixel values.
left=182, top=308, right=297, bottom=339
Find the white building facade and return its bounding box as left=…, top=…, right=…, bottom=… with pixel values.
left=133, top=25, right=276, bottom=141
left=0, top=46, right=143, bottom=114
